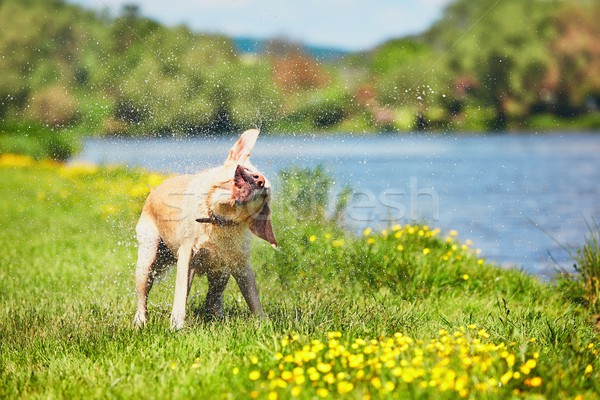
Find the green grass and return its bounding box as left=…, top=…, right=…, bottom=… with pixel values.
left=0, top=156, right=598, bottom=399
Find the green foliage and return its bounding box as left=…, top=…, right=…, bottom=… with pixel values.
left=1, top=0, right=599, bottom=157
left=0, top=162, right=599, bottom=398
left=370, top=39, right=430, bottom=77
left=0, top=162, right=600, bottom=399
left=0, top=121, right=79, bottom=160
left=558, top=220, right=600, bottom=312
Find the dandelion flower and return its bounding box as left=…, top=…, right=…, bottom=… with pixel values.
left=317, top=362, right=332, bottom=373
left=332, top=239, right=344, bottom=247
left=249, top=370, right=261, bottom=381
left=585, top=364, right=593, bottom=375
left=309, top=235, right=317, bottom=243
left=337, top=381, right=354, bottom=394
left=370, top=377, right=382, bottom=389
left=528, top=377, right=543, bottom=387
left=291, top=386, right=302, bottom=397
left=500, top=371, right=513, bottom=385
left=363, top=227, right=372, bottom=236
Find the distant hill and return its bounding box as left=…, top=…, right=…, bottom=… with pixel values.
left=233, top=37, right=349, bottom=61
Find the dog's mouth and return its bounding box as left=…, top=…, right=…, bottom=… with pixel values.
left=232, top=165, right=269, bottom=206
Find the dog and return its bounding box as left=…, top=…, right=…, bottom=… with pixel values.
left=133, top=129, right=277, bottom=329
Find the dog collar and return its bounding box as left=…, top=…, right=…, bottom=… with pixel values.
left=195, top=210, right=238, bottom=227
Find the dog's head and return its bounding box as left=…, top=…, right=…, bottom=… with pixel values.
left=205, top=129, right=277, bottom=248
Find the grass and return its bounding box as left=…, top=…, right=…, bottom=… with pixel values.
left=0, top=154, right=598, bottom=399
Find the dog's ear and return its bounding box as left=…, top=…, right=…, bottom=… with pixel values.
left=249, top=204, right=277, bottom=248
left=226, top=129, right=259, bottom=164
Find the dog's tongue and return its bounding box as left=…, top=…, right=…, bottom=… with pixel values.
left=233, top=165, right=252, bottom=203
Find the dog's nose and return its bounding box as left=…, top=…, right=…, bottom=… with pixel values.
left=253, top=174, right=265, bottom=188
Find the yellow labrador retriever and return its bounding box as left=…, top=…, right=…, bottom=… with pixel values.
left=133, top=129, right=276, bottom=329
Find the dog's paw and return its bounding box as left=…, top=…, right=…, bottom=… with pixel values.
left=169, top=314, right=185, bottom=331
left=133, top=312, right=147, bottom=329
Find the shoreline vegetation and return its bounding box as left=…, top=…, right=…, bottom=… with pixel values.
left=1, top=0, right=600, bottom=160
left=0, top=153, right=599, bottom=398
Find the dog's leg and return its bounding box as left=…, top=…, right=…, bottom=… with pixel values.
left=233, top=266, right=264, bottom=316
left=133, top=234, right=159, bottom=328
left=170, top=245, right=192, bottom=330
left=204, top=271, right=230, bottom=320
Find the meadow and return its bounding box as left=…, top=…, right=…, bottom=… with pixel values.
left=0, top=154, right=598, bottom=399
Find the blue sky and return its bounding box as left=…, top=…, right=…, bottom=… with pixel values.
left=67, top=0, right=453, bottom=51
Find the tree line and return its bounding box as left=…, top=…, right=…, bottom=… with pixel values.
left=0, top=0, right=599, bottom=142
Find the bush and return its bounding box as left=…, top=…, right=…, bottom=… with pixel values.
left=27, top=85, right=80, bottom=128
left=0, top=121, right=79, bottom=160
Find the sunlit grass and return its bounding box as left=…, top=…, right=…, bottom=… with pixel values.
left=0, top=155, right=598, bottom=399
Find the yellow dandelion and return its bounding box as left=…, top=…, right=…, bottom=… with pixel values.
left=462, top=274, right=469, bottom=280
left=268, top=391, right=278, bottom=400
left=250, top=356, right=259, bottom=364
left=250, top=390, right=259, bottom=399
left=327, top=331, right=342, bottom=339
left=384, top=381, right=395, bottom=392
left=449, top=229, right=458, bottom=237
left=370, top=377, right=382, bottom=389
left=317, top=362, right=332, bottom=373
left=397, top=244, right=404, bottom=251
left=332, top=239, right=344, bottom=247
left=281, top=370, right=293, bottom=381
left=291, top=386, right=302, bottom=397
left=585, top=364, right=593, bottom=375
left=477, top=329, right=489, bottom=338
left=363, top=227, right=372, bottom=236
left=337, top=381, right=354, bottom=394
left=309, top=235, right=317, bottom=243
left=422, top=248, right=431, bottom=255
left=381, top=229, right=388, bottom=237
left=0, top=153, right=34, bottom=168
left=527, top=377, right=543, bottom=387
left=323, top=373, right=336, bottom=384
left=232, top=367, right=239, bottom=375
left=367, top=237, right=376, bottom=245
left=147, top=173, right=164, bottom=187
left=392, top=224, right=401, bottom=231
left=249, top=370, right=261, bottom=381
left=500, top=371, right=513, bottom=385
left=316, top=388, right=329, bottom=398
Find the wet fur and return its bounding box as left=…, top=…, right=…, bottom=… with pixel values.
left=133, top=129, right=276, bottom=329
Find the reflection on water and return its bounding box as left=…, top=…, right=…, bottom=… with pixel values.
left=74, top=132, right=600, bottom=277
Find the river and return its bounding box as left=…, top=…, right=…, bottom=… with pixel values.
left=73, top=132, right=600, bottom=277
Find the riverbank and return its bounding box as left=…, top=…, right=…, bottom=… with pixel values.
left=0, top=155, right=598, bottom=398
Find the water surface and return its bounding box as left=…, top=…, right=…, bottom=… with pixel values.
left=74, top=132, right=600, bottom=277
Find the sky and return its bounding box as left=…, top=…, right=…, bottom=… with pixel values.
left=66, top=0, right=454, bottom=51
